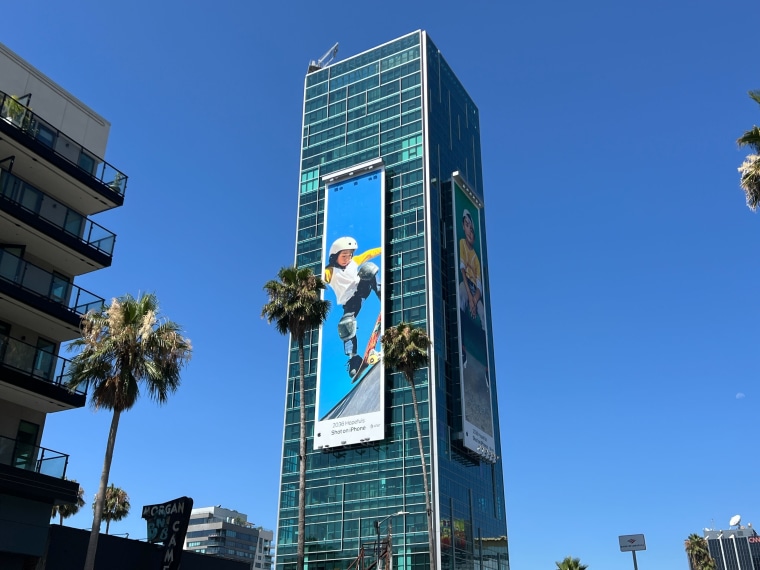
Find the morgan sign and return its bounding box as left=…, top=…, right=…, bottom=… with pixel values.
left=142, top=496, right=193, bottom=570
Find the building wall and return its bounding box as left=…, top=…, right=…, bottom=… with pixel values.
left=0, top=42, right=120, bottom=568
left=0, top=401, right=46, bottom=445
left=424, top=36, right=508, bottom=569
left=0, top=42, right=110, bottom=155
left=276, top=31, right=507, bottom=570
left=0, top=494, right=50, bottom=557
left=43, top=525, right=250, bottom=570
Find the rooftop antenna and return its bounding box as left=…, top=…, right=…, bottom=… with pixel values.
left=730, top=514, right=741, bottom=528
left=308, top=42, right=339, bottom=73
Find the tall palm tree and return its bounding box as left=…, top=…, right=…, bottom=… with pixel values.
left=51, top=479, right=85, bottom=525
left=262, top=266, right=329, bottom=570
left=685, top=533, right=716, bottom=570
left=737, top=90, right=760, bottom=211
left=97, top=484, right=130, bottom=534
left=66, top=293, right=192, bottom=570
left=555, top=556, right=588, bottom=570
left=381, top=322, right=434, bottom=570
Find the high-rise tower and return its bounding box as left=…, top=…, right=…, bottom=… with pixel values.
left=276, top=31, right=508, bottom=570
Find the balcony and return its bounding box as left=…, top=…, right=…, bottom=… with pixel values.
left=0, top=91, right=126, bottom=212
left=0, top=333, right=85, bottom=411
left=0, top=168, right=115, bottom=273
left=0, top=434, right=69, bottom=478
left=0, top=248, right=103, bottom=338
left=0, top=434, right=79, bottom=505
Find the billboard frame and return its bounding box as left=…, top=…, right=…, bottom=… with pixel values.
left=314, top=159, right=386, bottom=450
left=451, top=172, right=496, bottom=463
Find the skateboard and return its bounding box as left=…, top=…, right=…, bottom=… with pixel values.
left=349, top=312, right=382, bottom=382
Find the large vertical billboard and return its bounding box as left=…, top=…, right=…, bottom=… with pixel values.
left=314, top=164, right=385, bottom=450
left=452, top=175, right=496, bottom=461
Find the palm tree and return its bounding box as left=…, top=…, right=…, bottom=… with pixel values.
left=66, top=293, right=192, bottom=570
left=737, top=90, right=760, bottom=211
left=555, top=556, right=588, bottom=570
left=685, top=533, right=716, bottom=570
left=51, top=479, right=85, bottom=525
left=96, top=484, right=130, bottom=534
left=380, top=322, right=434, bottom=570
left=262, top=266, right=329, bottom=570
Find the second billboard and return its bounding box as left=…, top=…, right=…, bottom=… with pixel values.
left=452, top=177, right=496, bottom=460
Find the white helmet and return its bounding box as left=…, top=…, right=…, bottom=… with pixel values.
left=330, top=237, right=358, bottom=257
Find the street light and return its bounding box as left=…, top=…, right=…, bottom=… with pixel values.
left=375, top=510, right=409, bottom=570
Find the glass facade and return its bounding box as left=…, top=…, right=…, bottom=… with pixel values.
left=277, top=31, right=508, bottom=570
left=704, top=534, right=760, bottom=570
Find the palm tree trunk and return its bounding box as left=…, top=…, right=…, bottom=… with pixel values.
left=106, top=519, right=110, bottom=534
left=406, top=374, right=435, bottom=570
left=297, top=337, right=307, bottom=570
left=59, top=513, right=63, bottom=526
left=83, top=408, right=121, bottom=570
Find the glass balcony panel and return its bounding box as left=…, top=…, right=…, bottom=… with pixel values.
left=0, top=434, right=68, bottom=478
left=0, top=252, right=21, bottom=282
left=3, top=337, right=35, bottom=375
left=20, top=183, right=41, bottom=212
left=49, top=274, right=70, bottom=304
left=33, top=346, right=54, bottom=379
left=63, top=210, right=84, bottom=236
left=38, top=449, right=67, bottom=477
left=53, top=132, right=80, bottom=165
left=0, top=91, right=127, bottom=196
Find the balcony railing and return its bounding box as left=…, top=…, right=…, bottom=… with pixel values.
left=0, top=248, right=104, bottom=315
left=0, top=333, right=84, bottom=394
left=0, top=91, right=127, bottom=197
left=0, top=434, right=69, bottom=478
left=0, top=168, right=116, bottom=257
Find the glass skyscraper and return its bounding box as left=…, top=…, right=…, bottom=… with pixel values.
left=276, top=31, right=508, bottom=570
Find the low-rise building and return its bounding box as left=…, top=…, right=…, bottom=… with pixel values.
left=185, top=506, right=273, bottom=570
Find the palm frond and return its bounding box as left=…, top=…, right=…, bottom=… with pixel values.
left=262, top=266, right=330, bottom=344
left=738, top=154, right=760, bottom=211
left=737, top=126, right=760, bottom=152
left=381, top=322, right=430, bottom=383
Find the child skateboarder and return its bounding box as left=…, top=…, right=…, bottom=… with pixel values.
left=324, top=237, right=381, bottom=378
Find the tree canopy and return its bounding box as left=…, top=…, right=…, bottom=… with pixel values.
left=684, top=533, right=716, bottom=570
left=555, top=556, right=588, bottom=570
left=737, top=90, right=760, bottom=211
left=97, top=484, right=130, bottom=534
left=51, top=479, right=85, bottom=525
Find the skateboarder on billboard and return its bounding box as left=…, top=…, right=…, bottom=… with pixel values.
left=325, top=237, right=381, bottom=378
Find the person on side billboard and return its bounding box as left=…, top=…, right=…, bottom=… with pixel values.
left=324, top=237, right=381, bottom=379
left=459, top=209, right=485, bottom=331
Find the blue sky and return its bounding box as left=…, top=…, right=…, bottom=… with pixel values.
left=7, top=0, right=760, bottom=568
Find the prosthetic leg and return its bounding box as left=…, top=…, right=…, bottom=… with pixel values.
left=338, top=312, right=363, bottom=377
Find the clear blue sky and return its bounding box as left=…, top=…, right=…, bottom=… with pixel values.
left=8, top=0, right=759, bottom=568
